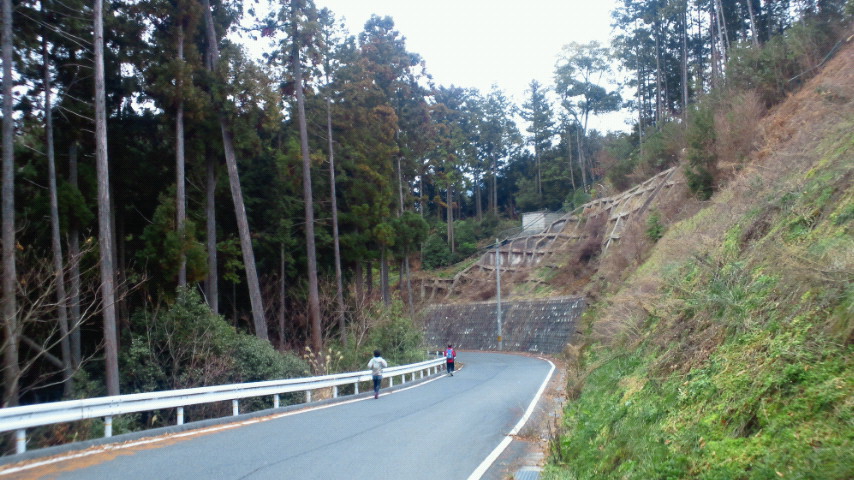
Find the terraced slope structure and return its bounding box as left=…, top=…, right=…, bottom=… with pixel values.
left=417, top=167, right=680, bottom=303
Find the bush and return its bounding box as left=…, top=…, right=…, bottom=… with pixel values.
left=122, top=287, right=309, bottom=392
left=335, top=298, right=425, bottom=371
left=714, top=89, right=764, bottom=167
left=646, top=210, right=665, bottom=242
left=638, top=121, right=682, bottom=175
left=727, top=20, right=840, bottom=106
left=232, top=334, right=309, bottom=383
left=231, top=334, right=309, bottom=410
left=685, top=102, right=717, bottom=200
left=366, top=301, right=424, bottom=365
left=600, top=133, right=639, bottom=193
left=422, top=232, right=454, bottom=269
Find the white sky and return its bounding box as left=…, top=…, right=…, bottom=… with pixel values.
left=314, top=0, right=631, bottom=133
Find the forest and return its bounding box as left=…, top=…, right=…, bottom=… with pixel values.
left=0, top=0, right=849, bottom=438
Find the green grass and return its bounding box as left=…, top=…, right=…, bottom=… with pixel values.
left=543, top=79, right=853, bottom=480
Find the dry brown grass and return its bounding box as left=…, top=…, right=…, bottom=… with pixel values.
left=550, top=214, right=607, bottom=295
left=588, top=37, right=854, bottom=374
left=715, top=89, right=765, bottom=175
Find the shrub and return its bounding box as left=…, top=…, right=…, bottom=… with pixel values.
left=727, top=20, right=840, bottom=106
left=685, top=102, right=717, bottom=200
left=232, top=334, right=309, bottom=383
left=336, top=298, right=425, bottom=371
left=422, top=232, right=454, bottom=269
left=714, top=89, right=764, bottom=169
left=646, top=210, right=665, bottom=242
left=122, top=287, right=309, bottom=392
left=638, top=121, right=683, bottom=175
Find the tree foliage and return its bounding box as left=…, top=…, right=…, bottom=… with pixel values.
left=1, top=0, right=848, bottom=408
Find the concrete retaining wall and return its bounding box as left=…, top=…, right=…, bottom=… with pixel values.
left=423, top=296, right=584, bottom=354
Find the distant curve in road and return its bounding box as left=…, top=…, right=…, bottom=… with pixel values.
left=3, top=352, right=554, bottom=480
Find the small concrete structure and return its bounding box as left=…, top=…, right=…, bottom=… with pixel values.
left=521, top=211, right=564, bottom=235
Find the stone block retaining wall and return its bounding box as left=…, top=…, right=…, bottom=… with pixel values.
left=423, top=296, right=584, bottom=354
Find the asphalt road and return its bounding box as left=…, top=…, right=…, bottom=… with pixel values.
left=3, top=352, right=554, bottom=480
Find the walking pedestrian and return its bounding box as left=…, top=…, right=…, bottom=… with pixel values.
left=445, top=344, right=456, bottom=376
left=367, top=350, right=388, bottom=399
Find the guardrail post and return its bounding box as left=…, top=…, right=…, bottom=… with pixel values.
left=273, top=394, right=280, bottom=409
left=306, top=390, right=311, bottom=403
left=104, top=416, right=113, bottom=438
left=389, top=376, right=394, bottom=387
left=15, top=429, right=26, bottom=454
left=354, top=382, right=359, bottom=394
left=177, top=407, right=184, bottom=425
left=232, top=400, right=239, bottom=416
left=332, top=386, right=338, bottom=398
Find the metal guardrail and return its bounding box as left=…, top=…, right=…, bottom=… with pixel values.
left=1, top=355, right=447, bottom=454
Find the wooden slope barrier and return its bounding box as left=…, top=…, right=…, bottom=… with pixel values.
left=417, top=167, right=680, bottom=301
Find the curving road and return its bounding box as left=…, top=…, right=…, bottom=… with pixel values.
left=3, top=352, right=553, bottom=480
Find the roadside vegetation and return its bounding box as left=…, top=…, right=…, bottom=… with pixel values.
left=542, top=18, right=853, bottom=480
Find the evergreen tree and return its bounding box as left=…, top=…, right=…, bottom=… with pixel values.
left=519, top=79, right=554, bottom=206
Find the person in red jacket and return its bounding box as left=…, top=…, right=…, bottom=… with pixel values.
left=445, top=344, right=456, bottom=376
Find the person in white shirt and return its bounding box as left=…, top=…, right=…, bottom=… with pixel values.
left=367, top=350, right=388, bottom=399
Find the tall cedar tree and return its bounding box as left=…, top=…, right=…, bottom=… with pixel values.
left=201, top=0, right=268, bottom=341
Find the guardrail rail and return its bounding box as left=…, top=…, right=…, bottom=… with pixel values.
left=1, top=354, right=447, bottom=455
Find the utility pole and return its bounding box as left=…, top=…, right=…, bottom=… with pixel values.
left=495, top=239, right=503, bottom=351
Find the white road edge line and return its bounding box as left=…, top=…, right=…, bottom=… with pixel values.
left=0, top=370, right=451, bottom=476
left=466, top=357, right=556, bottom=480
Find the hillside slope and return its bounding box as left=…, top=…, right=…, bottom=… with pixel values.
left=543, top=39, right=853, bottom=479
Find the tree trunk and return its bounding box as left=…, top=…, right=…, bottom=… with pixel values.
left=68, top=143, right=82, bottom=368
left=637, top=38, right=646, bottom=160
left=366, top=261, right=373, bottom=296
left=535, top=148, right=542, bottom=201
left=201, top=0, right=267, bottom=340
left=693, top=3, right=705, bottom=95
left=491, top=156, right=498, bottom=214
left=710, top=11, right=721, bottom=87
left=713, top=0, right=729, bottom=66
left=419, top=174, right=424, bottom=217
left=681, top=7, right=689, bottom=117
left=404, top=254, right=413, bottom=317
left=446, top=184, right=454, bottom=253
left=354, top=261, right=363, bottom=301
left=396, top=157, right=404, bottom=215
left=220, top=123, right=267, bottom=339
left=176, top=24, right=187, bottom=288
left=566, top=127, right=576, bottom=193
left=745, top=0, right=760, bottom=47
left=654, top=19, right=664, bottom=125
left=205, top=149, right=218, bottom=314
left=94, top=0, right=120, bottom=396
left=112, top=192, right=127, bottom=337
left=380, top=248, right=389, bottom=306
left=279, top=244, right=286, bottom=349
left=576, top=128, right=587, bottom=189
left=44, top=34, right=73, bottom=396
left=474, top=171, right=482, bottom=221
left=2, top=0, right=20, bottom=406
left=291, top=11, right=322, bottom=353
left=328, top=97, right=345, bottom=343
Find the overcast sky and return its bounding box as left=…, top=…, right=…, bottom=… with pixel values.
left=314, top=0, right=630, bottom=132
